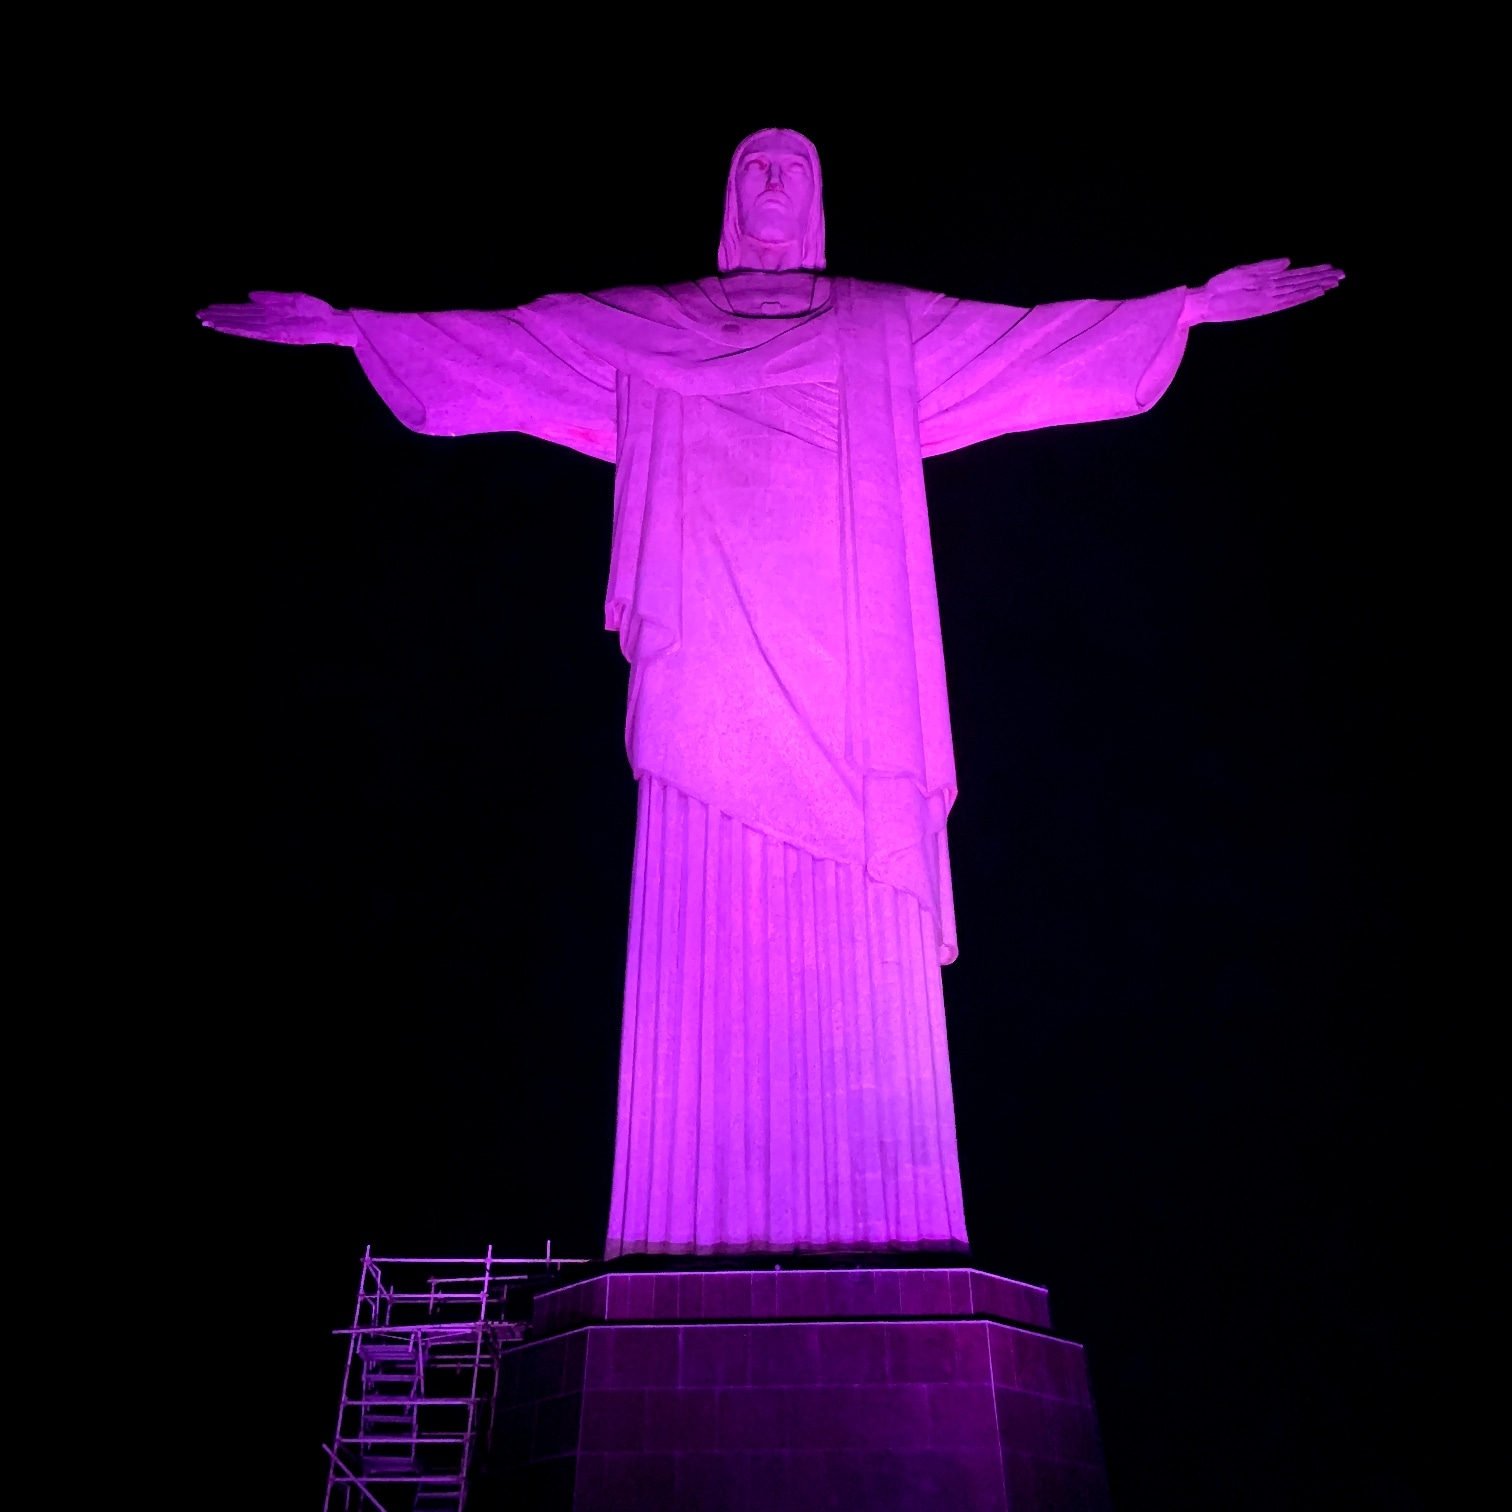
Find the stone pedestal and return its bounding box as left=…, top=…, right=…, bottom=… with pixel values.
left=476, top=1268, right=1111, bottom=1511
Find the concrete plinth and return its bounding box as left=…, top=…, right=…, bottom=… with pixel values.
left=476, top=1268, right=1111, bottom=1511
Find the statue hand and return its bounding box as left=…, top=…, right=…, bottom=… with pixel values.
left=1182, top=259, right=1343, bottom=325
left=196, top=291, right=359, bottom=346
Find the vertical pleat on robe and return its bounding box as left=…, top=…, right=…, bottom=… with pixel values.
left=605, top=775, right=969, bottom=1256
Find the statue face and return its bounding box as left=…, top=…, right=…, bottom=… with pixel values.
left=734, top=132, right=815, bottom=249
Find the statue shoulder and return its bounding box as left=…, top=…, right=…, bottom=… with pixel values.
left=837, top=280, right=965, bottom=343
left=580, top=283, right=700, bottom=318
left=844, top=277, right=927, bottom=299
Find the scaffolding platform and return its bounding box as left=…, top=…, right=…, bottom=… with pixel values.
left=322, top=1244, right=589, bottom=1512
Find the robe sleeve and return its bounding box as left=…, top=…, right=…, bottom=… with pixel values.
left=909, top=287, right=1190, bottom=457
left=347, top=307, right=619, bottom=462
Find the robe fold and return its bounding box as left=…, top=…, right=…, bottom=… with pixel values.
left=349, top=276, right=1189, bottom=1254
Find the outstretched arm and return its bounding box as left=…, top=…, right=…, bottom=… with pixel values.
left=196, top=291, right=617, bottom=459
left=1181, top=258, right=1343, bottom=326
left=913, top=256, right=1344, bottom=455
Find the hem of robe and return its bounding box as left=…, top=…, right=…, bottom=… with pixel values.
left=605, top=775, right=970, bottom=1262
left=604, top=1238, right=973, bottom=1260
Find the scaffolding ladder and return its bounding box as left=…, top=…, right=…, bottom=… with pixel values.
left=322, top=1244, right=587, bottom=1512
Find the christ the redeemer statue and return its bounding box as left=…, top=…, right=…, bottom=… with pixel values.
left=201, top=129, right=1340, bottom=1261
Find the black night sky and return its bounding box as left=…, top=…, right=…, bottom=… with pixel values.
left=169, top=86, right=1431, bottom=1510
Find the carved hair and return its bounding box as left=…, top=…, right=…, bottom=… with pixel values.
left=718, top=128, right=827, bottom=272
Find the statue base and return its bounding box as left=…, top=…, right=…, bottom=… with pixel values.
left=475, top=1267, right=1111, bottom=1511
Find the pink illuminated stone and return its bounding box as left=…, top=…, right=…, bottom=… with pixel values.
left=198, top=130, right=1342, bottom=1259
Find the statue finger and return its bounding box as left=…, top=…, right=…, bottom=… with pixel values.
left=1237, top=257, right=1291, bottom=273
left=200, top=306, right=295, bottom=328
left=1273, top=267, right=1341, bottom=284
left=197, top=307, right=265, bottom=326
left=1273, top=273, right=1343, bottom=293
left=201, top=316, right=280, bottom=333
left=1271, top=279, right=1339, bottom=297
left=199, top=319, right=282, bottom=339
left=1270, top=287, right=1330, bottom=310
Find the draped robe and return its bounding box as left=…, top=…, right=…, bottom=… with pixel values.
left=349, top=274, right=1190, bottom=1255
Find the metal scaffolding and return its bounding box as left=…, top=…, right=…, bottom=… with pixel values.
left=322, top=1244, right=589, bottom=1512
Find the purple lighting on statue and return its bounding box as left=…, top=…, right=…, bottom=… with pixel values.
left=198, top=128, right=1342, bottom=1263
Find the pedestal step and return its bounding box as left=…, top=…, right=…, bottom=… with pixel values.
left=475, top=1270, right=1110, bottom=1512
left=531, top=1267, right=1051, bottom=1339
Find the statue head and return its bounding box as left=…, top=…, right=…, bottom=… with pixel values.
left=719, top=128, right=826, bottom=273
